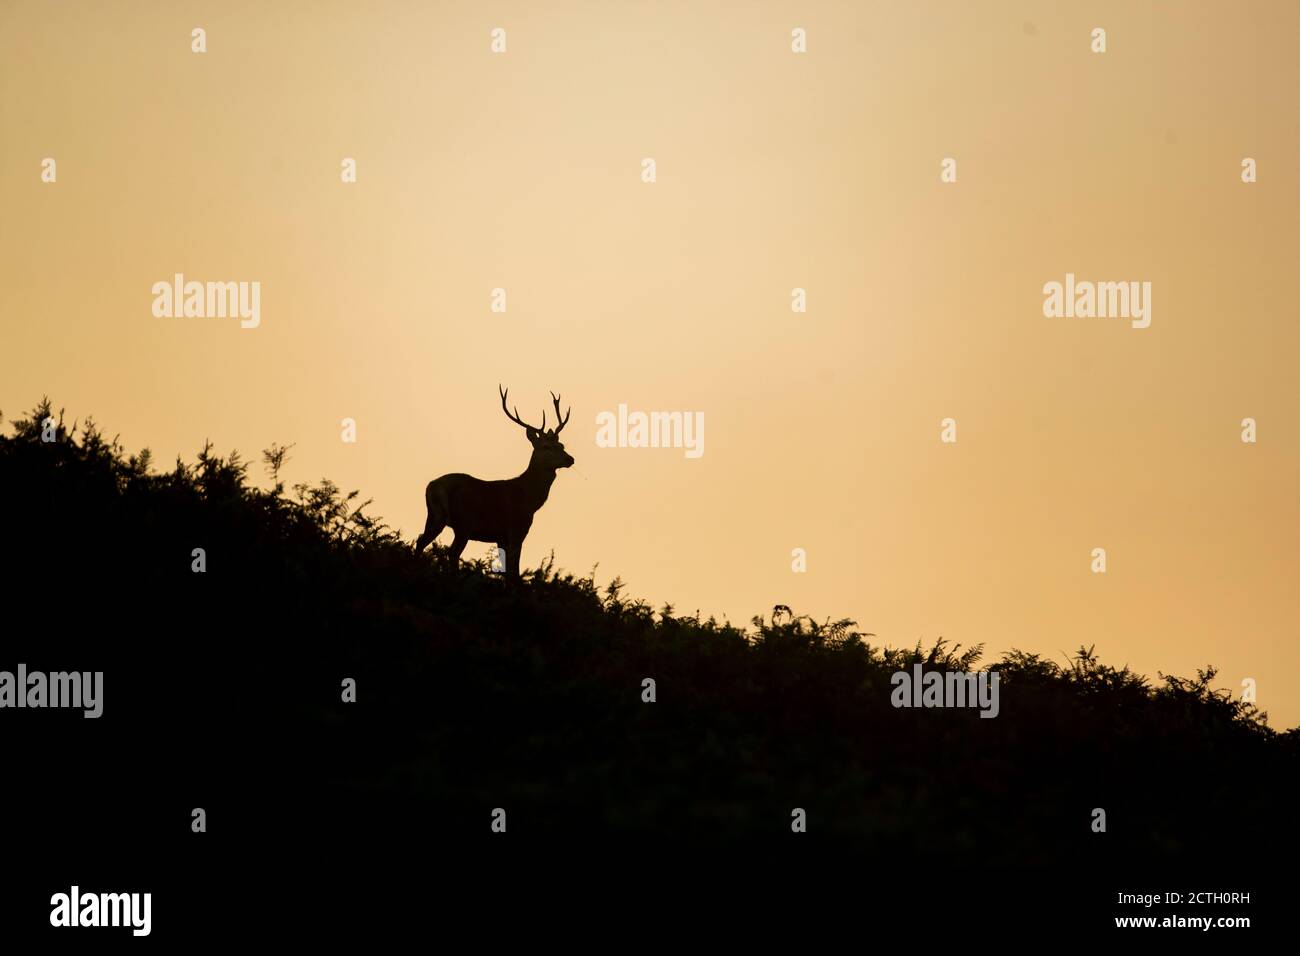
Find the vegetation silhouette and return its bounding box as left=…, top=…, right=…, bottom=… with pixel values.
left=2, top=397, right=1296, bottom=868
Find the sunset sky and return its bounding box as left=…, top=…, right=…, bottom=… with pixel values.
left=3, top=1, right=1297, bottom=726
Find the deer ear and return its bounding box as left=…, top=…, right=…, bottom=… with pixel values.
left=525, top=427, right=540, bottom=443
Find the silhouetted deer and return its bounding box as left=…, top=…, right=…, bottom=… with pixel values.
left=414, top=385, right=574, bottom=577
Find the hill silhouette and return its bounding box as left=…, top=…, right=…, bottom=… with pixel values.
left=2, top=396, right=1296, bottom=874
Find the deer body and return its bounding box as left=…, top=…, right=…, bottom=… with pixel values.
left=415, top=386, right=573, bottom=577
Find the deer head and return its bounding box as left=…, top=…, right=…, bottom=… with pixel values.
left=499, top=384, right=575, bottom=471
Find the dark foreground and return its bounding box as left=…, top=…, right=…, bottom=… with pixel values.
left=1, top=399, right=1294, bottom=940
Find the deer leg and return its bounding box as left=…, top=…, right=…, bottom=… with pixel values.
left=449, top=532, right=469, bottom=561
left=414, top=516, right=444, bottom=554
left=505, top=541, right=523, bottom=579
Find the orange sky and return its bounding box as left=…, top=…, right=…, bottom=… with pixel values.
left=3, top=0, right=1297, bottom=727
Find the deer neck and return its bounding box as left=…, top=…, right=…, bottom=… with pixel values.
left=515, top=456, right=558, bottom=510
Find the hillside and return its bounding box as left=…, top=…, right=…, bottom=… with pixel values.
left=2, top=397, right=1296, bottom=869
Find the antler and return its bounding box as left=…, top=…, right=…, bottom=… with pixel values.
left=499, top=384, right=545, bottom=433
left=549, top=391, right=571, bottom=435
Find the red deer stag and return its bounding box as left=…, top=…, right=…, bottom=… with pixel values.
left=414, top=385, right=574, bottom=578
